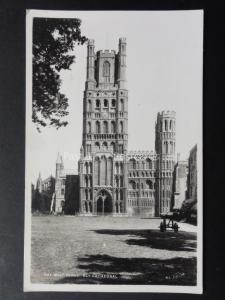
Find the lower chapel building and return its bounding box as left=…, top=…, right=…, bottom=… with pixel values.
left=34, top=38, right=197, bottom=217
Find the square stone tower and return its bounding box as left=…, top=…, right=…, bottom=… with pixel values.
left=78, top=38, right=128, bottom=215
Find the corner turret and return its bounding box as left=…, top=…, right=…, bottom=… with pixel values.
left=155, top=110, right=176, bottom=156
left=86, top=39, right=96, bottom=90
left=155, top=111, right=176, bottom=215
left=117, top=37, right=127, bottom=89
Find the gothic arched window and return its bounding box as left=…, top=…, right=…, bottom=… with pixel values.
left=85, top=189, right=88, bottom=200
left=96, top=121, right=100, bottom=133
left=129, top=180, right=136, bottom=189
left=100, top=156, right=107, bottom=185
left=120, top=176, right=123, bottom=187
left=146, top=158, right=152, bottom=169
left=85, top=176, right=88, bottom=187
left=146, top=180, right=153, bottom=189
left=166, top=142, right=169, bottom=154
left=103, top=121, right=108, bottom=133
left=111, top=121, right=116, bottom=133
left=104, top=99, right=108, bottom=107
left=119, top=121, right=123, bottom=133
left=170, top=141, right=173, bottom=154
left=94, top=157, right=100, bottom=185
left=120, top=162, right=123, bottom=174
left=112, top=99, right=116, bottom=107
left=88, top=100, right=91, bottom=111
left=95, top=142, right=100, bottom=150
left=102, top=141, right=108, bottom=150
left=107, top=157, right=113, bottom=185
left=103, top=61, right=110, bottom=82
left=129, top=159, right=136, bottom=169
left=87, top=122, right=91, bottom=133
left=165, top=120, right=168, bottom=131
left=96, top=99, right=100, bottom=108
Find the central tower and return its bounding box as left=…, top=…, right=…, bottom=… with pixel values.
left=78, top=38, right=128, bottom=215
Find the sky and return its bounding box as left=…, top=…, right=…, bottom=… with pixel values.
left=27, top=10, right=203, bottom=184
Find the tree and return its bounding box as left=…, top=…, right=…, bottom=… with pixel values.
left=33, top=18, right=87, bottom=131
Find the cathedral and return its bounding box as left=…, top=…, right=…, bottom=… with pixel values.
left=53, top=38, right=177, bottom=217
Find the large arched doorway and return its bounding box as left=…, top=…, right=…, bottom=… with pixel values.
left=96, top=190, right=113, bottom=215
left=104, top=197, right=113, bottom=213
left=97, top=197, right=103, bottom=214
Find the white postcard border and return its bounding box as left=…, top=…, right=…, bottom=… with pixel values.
left=24, top=9, right=203, bottom=294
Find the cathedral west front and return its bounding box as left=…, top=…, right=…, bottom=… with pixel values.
left=54, top=38, right=177, bottom=217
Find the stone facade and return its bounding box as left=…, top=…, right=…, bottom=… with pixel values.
left=78, top=38, right=128, bottom=216
left=49, top=38, right=201, bottom=217
left=37, top=38, right=199, bottom=217
left=77, top=38, right=176, bottom=217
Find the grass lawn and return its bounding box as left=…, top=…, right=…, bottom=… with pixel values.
left=31, top=216, right=197, bottom=285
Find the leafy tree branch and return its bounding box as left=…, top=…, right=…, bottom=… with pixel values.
left=33, top=18, right=87, bottom=131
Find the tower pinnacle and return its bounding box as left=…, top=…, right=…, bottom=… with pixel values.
left=56, top=152, right=61, bottom=164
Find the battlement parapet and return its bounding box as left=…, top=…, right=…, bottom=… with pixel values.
left=158, top=110, right=176, bottom=118
left=97, top=50, right=116, bottom=57
left=88, top=39, right=95, bottom=45
left=119, top=37, right=126, bottom=43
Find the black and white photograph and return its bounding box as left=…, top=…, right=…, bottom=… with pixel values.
left=24, top=10, right=203, bottom=293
